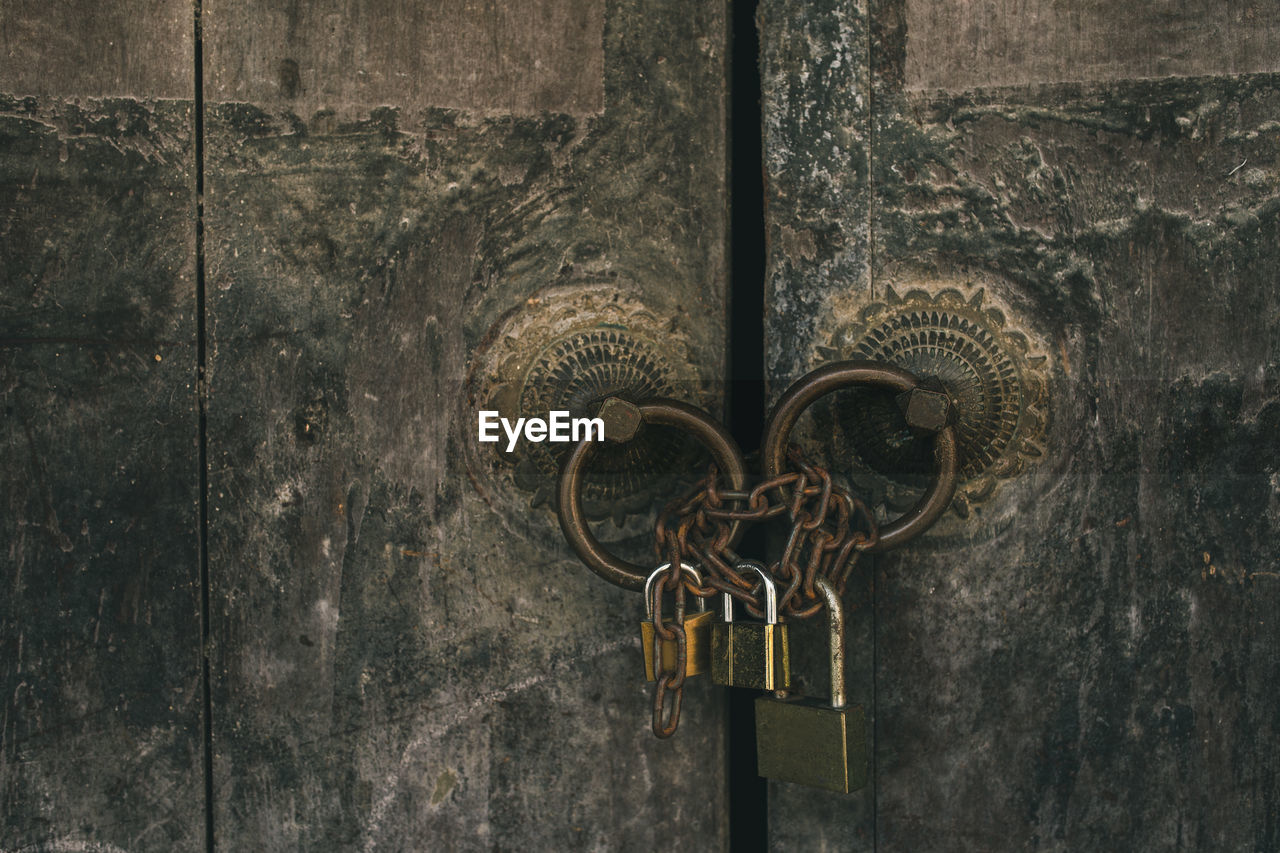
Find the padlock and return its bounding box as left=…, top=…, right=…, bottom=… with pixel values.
left=710, top=561, right=791, bottom=690
left=640, top=562, right=713, bottom=682
left=754, top=577, right=867, bottom=793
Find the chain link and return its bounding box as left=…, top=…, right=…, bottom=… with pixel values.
left=555, top=368, right=960, bottom=739
left=648, top=543, right=689, bottom=737
left=654, top=445, right=879, bottom=621
left=646, top=447, right=880, bottom=736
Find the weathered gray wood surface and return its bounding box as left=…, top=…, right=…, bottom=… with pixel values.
left=203, top=1, right=730, bottom=849
left=904, top=0, right=1280, bottom=91
left=204, top=0, right=604, bottom=118
left=763, top=0, right=1280, bottom=849
left=0, top=0, right=192, bottom=99
left=0, top=10, right=202, bottom=846
left=759, top=0, right=877, bottom=847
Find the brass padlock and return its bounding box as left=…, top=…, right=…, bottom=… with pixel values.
left=754, top=577, right=867, bottom=793
left=640, top=562, right=712, bottom=682
left=710, top=561, right=790, bottom=690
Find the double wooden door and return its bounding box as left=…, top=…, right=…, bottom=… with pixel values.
left=2, top=1, right=1277, bottom=850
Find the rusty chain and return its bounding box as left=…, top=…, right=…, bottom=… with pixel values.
left=654, top=445, right=879, bottom=621
left=556, top=361, right=962, bottom=738
left=648, top=548, right=687, bottom=738
left=643, top=446, right=878, bottom=735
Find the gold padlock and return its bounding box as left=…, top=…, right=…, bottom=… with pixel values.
left=710, top=561, right=790, bottom=691
left=754, top=577, right=866, bottom=793
left=640, top=562, right=712, bottom=682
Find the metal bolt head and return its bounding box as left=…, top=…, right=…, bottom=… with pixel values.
left=597, top=397, right=643, bottom=442
left=896, top=379, right=955, bottom=432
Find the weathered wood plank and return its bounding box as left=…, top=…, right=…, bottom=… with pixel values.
left=0, top=0, right=191, bottom=99
left=905, top=0, right=1280, bottom=91
left=0, top=92, right=201, bottom=849
left=759, top=0, right=876, bottom=846
left=204, top=0, right=604, bottom=118
left=203, top=0, right=729, bottom=847
left=867, top=73, right=1280, bottom=851
left=764, top=1, right=1280, bottom=849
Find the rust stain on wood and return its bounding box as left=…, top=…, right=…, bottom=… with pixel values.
left=905, top=0, right=1280, bottom=91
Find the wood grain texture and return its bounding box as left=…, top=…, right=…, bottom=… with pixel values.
left=758, top=0, right=876, bottom=846
left=204, top=0, right=604, bottom=117
left=0, top=94, right=201, bottom=849
left=868, top=74, right=1280, bottom=851
left=763, top=0, right=1280, bottom=849
left=0, top=0, right=192, bottom=98
left=760, top=0, right=873, bottom=383
left=202, top=0, right=728, bottom=848
left=905, top=0, right=1280, bottom=91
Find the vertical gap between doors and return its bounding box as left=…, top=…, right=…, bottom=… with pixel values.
left=727, top=0, right=768, bottom=849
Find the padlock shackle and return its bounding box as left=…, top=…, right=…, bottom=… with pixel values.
left=814, top=578, right=845, bottom=709
left=644, top=563, right=705, bottom=619
left=721, top=561, right=778, bottom=623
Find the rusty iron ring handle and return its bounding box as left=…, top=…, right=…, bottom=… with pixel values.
left=557, top=398, right=749, bottom=591
left=761, top=361, right=959, bottom=552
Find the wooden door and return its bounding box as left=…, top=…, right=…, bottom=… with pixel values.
left=2, top=1, right=731, bottom=850
left=761, top=1, right=1280, bottom=849
left=201, top=1, right=730, bottom=848
left=0, top=1, right=203, bottom=847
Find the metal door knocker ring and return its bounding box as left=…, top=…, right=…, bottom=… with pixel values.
left=761, top=361, right=959, bottom=552
left=557, top=398, right=749, bottom=590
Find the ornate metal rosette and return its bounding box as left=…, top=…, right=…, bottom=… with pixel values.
left=814, top=283, right=1049, bottom=518
left=465, top=283, right=714, bottom=534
